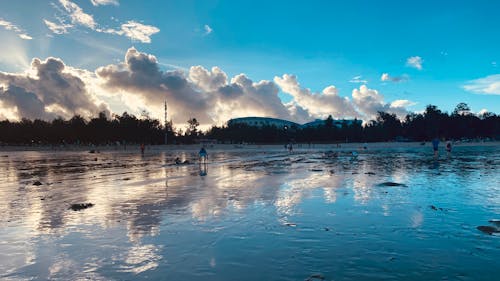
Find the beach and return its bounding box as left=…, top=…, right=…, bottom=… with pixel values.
left=0, top=143, right=499, bottom=280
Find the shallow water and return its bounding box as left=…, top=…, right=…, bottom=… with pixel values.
left=0, top=145, right=499, bottom=280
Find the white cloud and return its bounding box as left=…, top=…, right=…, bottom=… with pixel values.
left=274, top=74, right=358, bottom=120
left=349, top=75, right=367, bottom=84
left=463, top=74, right=500, bottom=95
left=0, top=48, right=417, bottom=125
left=44, top=19, right=72, bottom=34
left=59, top=0, right=96, bottom=29
left=96, top=48, right=291, bottom=125
left=0, top=18, right=32, bottom=40
left=479, top=109, right=489, bottom=115
left=390, top=99, right=416, bottom=108
left=380, top=73, right=408, bottom=83
left=352, top=85, right=411, bottom=120
left=406, top=56, right=423, bottom=70
left=91, top=0, right=119, bottom=6
left=204, top=24, right=213, bottom=35
left=48, top=1, right=160, bottom=43
left=0, top=57, right=109, bottom=120
left=118, top=21, right=160, bottom=43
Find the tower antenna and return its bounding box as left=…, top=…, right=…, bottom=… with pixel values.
left=164, top=100, right=168, bottom=145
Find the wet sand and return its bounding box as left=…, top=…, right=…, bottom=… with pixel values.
left=0, top=144, right=499, bottom=280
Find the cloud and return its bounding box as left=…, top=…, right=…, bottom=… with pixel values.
left=406, top=56, right=423, bottom=70
left=49, top=1, right=160, bottom=43
left=463, top=74, right=500, bottom=95
left=0, top=18, right=32, bottom=40
left=380, top=73, right=408, bottom=83
left=59, top=0, right=96, bottom=29
left=91, top=0, right=119, bottom=6
left=390, top=99, right=417, bottom=108
left=204, top=24, right=213, bottom=35
left=274, top=74, right=358, bottom=120
left=349, top=75, right=367, bottom=84
left=96, top=48, right=292, bottom=125
left=117, top=21, right=160, bottom=43
left=352, top=85, right=410, bottom=120
left=44, top=19, right=72, bottom=34
left=1, top=48, right=416, bottom=125
left=0, top=57, right=109, bottom=121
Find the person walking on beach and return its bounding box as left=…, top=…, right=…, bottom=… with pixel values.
left=140, top=143, right=145, bottom=155
left=445, top=140, right=452, bottom=156
left=432, top=137, right=440, bottom=157
left=199, top=147, right=208, bottom=163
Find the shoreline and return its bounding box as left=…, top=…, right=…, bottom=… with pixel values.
left=0, top=141, right=499, bottom=152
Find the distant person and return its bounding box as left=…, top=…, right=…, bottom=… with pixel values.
left=140, top=143, right=145, bottom=154
left=199, top=147, right=208, bottom=162
left=446, top=141, right=452, bottom=155
left=175, top=157, right=182, bottom=165
left=432, top=137, right=440, bottom=157
left=288, top=143, right=293, bottom=152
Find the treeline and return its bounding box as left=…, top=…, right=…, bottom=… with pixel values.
left=205, top=103, right=499, bottom=143
left=0, top=103, right=499, bottom=145
left=0, top=112, right=173, bottom=145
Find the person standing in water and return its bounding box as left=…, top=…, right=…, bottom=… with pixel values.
left=432, top=137, right=440, bottom=157
left=199, top=147, right=208, bottom=163
left=140, top=143, right=145, bottom=155
left=445, top=140, right=452, bottom=156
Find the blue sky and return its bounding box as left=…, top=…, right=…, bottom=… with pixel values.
left=0, top=0, right=499, bottom=125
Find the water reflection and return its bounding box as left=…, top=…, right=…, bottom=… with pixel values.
left=0, top=146, right=499, bottom=280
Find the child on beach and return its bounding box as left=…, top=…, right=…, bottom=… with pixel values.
left=446, top=141, right=452, bottom=155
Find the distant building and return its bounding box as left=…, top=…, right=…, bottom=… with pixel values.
left=301, top=119, right=362, bottom=128
left=228, top=117, right=300, bottom=129
left=227, top=117, right=361, bottom=129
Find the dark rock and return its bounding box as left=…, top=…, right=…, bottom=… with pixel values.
left=310, top=169, right=323, bottom=172
left=324, top=227, right=330, bottom=231
left=429, top=205, right=446, bottom=211
left=69, top=203, right=94, bottom=211
left=477, top=225, right=499, bottom=235
left=306, top=274, right=325, bottom=281
left=33, top=181, right=42, bottom=186
left=1, top=155, right=8, bottom=157
left=122, top=177, right=131, bottom=181
left=488, top=219, right=500, bottom=226
left=365, top=172, right=376, bottom=175
left=378, top=182, right=406, bottom=187
left=89, top=150, right=96, bottom=154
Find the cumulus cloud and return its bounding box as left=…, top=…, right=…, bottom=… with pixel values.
left=1, top=48, right=416, bottom=125
left=380, top=73, right=409, bottom=83
left=349, top=75, right=367, bottom=84
left=204, top=24, right=213, bottom=35
left=0, top=18, right=32, bottom=40
left=0, top=57, right=109, bottom=121
left=406, top=56, right=423, bottom=70
left=274, top=74, right=358, bottom=120
left=91, top=0, right=119, bottom=6
left=352, top=85, right=410, bottom=120
left=44, top=19, right=72, bottom=34
left=59, top=0, right=96, bottom=29
left=463, top=74, right=500, bottom=95
left=96, top=48, right=292, bottom=125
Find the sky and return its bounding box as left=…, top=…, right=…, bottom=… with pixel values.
left=0, top=0, right=499, bottom=128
